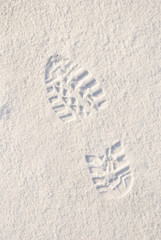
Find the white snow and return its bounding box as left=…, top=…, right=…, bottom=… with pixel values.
left=0, top=0, right=161, bottom=239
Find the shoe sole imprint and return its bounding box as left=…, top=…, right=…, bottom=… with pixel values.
left=85, top=141, right=133, bottom=199
left=45, top=54, right=107, bottom=122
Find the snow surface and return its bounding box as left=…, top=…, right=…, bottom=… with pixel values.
left=0, top=0, right=161, bottom=239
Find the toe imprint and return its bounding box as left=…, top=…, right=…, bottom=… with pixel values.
left=45, top=54, right=107, bottom=123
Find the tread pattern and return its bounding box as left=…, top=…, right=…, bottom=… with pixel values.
left=45, top=54, right=107, bottom=122
left=85, top=141, right=133, bottom=199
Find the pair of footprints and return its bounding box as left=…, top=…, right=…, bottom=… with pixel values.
left=45, top=54, right=133, bottom=199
